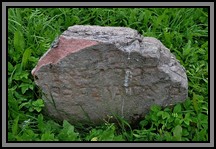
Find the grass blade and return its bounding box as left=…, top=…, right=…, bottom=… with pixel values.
left=12, top=116, right=19, bottom=136
left=21, top=48, right=32, bottom=70
left=13, top=31, right=25, bottom=53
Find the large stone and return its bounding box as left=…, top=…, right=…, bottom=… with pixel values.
left=32, top=25, right=188, bottom=124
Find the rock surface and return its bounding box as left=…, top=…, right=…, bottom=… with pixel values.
left=32, top=25, right=188, bottom=124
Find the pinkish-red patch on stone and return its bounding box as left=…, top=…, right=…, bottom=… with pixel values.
left=31, top=36, right=98, bottom=76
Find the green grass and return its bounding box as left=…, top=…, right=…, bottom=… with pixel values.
left=8, top=8, right=208, bottom=141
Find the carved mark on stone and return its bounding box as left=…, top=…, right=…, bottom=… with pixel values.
left=51, top=86, right=60, bottom=95
left=61, top=86, right=72, bottom=95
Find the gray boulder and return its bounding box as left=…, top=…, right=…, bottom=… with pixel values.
left=32, top=25, right=188, bottom=124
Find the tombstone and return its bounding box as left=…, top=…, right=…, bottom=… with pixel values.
left=31, top=25, right=188, bottom=124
